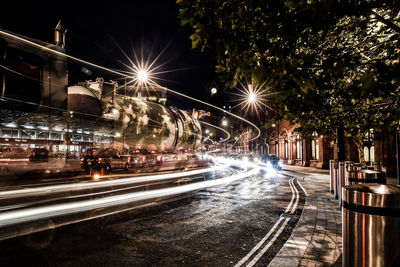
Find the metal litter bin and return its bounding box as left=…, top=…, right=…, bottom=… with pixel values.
left=342, top=184, right=400, bottom=267
left=346, top=163, right=364, bottom=172
left=370, top=161, right=382, bottom=171
left=348, top=169, right=386, bottom=185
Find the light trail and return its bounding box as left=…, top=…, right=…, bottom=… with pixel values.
left=0, top=163, right=259, bottom=227
left=198, top=121, right=230, bottom=142
left=0, top=30, right=260, bottom=142
left=0, top=30, right=124, bottom=77
left=158, top=83, right=261, bottom=141
left=0, top=166, right=223, bottom=199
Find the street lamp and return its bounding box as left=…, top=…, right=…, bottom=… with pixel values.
left=211, top=87, right=217, bottom=96
left=222, top=119, right=228, bottom=127
left=135, top=69, right=149, bottom=86
left=137, top=70, right=148, bottom=83
left=248, top=92, right=257, bottom=103
left=205, top=129, right=209, bottom=134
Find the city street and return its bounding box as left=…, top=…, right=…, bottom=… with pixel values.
left=1, top=1, right=400, bottom=266
left=0, top=163, right=321, bottom=267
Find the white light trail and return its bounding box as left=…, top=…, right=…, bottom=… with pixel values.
left=198, top=121, right=230, bottom=142
left=0, top=167, right=223, bottom=199
left=0, top=165, right=259, bottom=227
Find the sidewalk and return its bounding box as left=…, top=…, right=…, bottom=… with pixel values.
left=269, top=164, right=342, bottom=266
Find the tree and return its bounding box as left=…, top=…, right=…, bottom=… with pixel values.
left=177, top=0, right=400, bottom=162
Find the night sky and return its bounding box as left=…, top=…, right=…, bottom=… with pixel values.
left=0, top=0, right=217, bottom=109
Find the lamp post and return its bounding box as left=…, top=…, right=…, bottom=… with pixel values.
left=247, top=89, right=257, bottom=153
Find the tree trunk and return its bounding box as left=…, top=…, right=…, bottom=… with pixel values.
left=353, top=136, right=365, bottom=164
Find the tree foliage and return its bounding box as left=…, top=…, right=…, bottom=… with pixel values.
left=177, top=0, right=400, bottom=161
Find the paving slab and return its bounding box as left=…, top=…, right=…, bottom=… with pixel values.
left=269, top=165, right=342, bottom=267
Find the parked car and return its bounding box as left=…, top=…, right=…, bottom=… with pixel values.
left=81, top=148, right=130, bottom=174
left=0, top=147, right=49, bottom=165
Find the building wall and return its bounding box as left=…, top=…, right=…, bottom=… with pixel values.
left=374, top=128, right=397, bottom=176
left=266, top=119, right=397, bottom=172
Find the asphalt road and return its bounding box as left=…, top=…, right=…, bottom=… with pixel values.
left=0, top=169, right=305, bottom=267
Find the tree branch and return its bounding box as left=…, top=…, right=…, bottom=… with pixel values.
left=370, top=10, right=400, bottom=35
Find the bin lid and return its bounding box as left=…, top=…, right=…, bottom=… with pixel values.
left=350, top=169, right=385, bottom=179
left=342, top=184, right=400, bottom=208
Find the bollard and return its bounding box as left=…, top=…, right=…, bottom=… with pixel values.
left=333, top=160, right=339, bottom=199
left=338, top=161, right=346, bottom=207
left=343, top=161, right=354, bottom=187
left=345, top=162, right=362, bottom=186
left=329, top=159, right=336, bottom=193
left=342, top=184, right=400, bottom=267
left=348, top=169, right=386, bottom=185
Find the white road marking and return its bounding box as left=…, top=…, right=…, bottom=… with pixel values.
left=235, top=176, right=301, bottom=267
left=284, top=178, right=295, bottom=214
left=296, top=179, right=308, bottom=196
left=290, top=179, right=299, bottom=214
left=246, top=217, right=290, bottom=267
left=234, top=217, right=285, bottom=267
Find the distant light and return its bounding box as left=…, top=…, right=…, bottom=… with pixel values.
left=112, top=108, right=119, bottom=115
left=4, top=123, right=17, bottom=128
left=370, top=13, right=376, bottom=19
left=211, top=88, right=217, bottom=95
left=272, top=123, right=276, bottom=127
left=93, top=174, right=100, bottom=180
left=115, top=132, right=121, bottom=138
left=222, top=120, right=228, bottom=126
left=205, top=129, right=209, bottom=134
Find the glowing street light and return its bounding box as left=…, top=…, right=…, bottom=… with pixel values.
left=136, top=69, right=148, bottom=85
left=211, top=87, right=217, bottom=95
left=248, top=92, right=257, bottom=103
left=205, top=129, right=210, bottom=134
left=222, top=119, right=228, bottom=126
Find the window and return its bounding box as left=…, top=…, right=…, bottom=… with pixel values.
left=37, top=131, right=48, bottom=140
left=296, top=134, right=302, bottom=159
left=363, top=129, right=374, bottom=163
left=2, top=129, right=11, bottom=138
left=311, top=132, right=319, bottom=160
left=284, top=136, right=288, bottom=159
